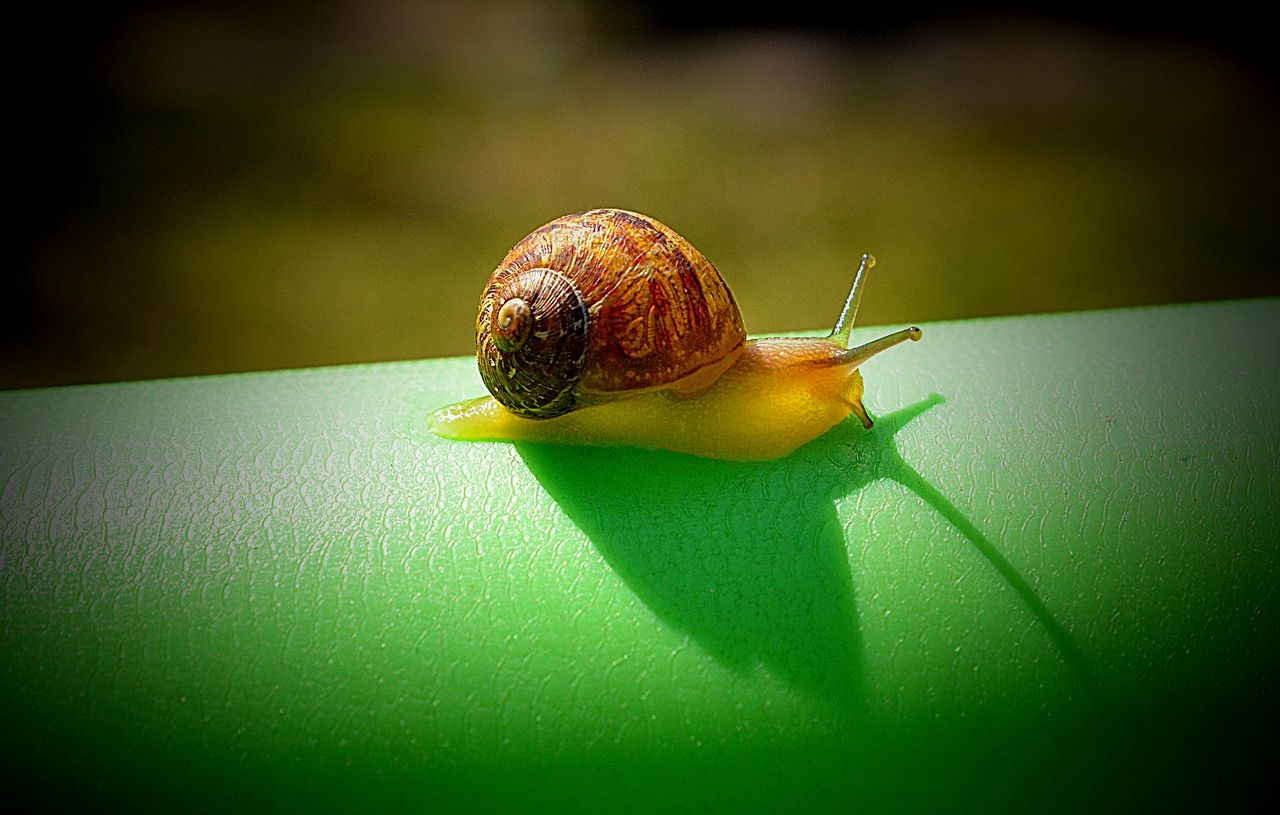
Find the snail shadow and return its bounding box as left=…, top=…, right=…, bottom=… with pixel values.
left=517, top=392, right=1107, bottom=712
left=515, top=396, right=944, bottom=712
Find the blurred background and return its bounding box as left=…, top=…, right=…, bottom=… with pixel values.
left=9, top=1, right=1278, bottom=390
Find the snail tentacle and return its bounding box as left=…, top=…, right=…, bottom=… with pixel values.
left=829, top=252, right=876, bottom=349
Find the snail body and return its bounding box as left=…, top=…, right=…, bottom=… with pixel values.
left=430, top=209, right=921, bottom=461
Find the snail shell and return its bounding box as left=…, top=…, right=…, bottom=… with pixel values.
left=477, top=209, right=746, bottom=418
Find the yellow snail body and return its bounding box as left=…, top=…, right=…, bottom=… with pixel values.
left=430, top=209, right=921, bottom=461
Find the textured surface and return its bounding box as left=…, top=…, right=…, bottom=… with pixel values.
left=2, top=300, right=1278, bottom=810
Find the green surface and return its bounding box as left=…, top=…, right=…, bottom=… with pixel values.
left=2, top=300, right=1278, bottom=810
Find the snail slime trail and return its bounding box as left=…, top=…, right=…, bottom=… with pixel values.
left=431, top=209, right=921, bottom=461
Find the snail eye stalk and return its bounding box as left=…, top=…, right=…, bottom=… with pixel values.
left=829, top=252, right=875, bottom=350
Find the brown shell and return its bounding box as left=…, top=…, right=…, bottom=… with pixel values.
left=476, top=209, right=746, bottom=418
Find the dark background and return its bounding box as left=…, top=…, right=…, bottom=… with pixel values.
left=10, top=1, right=1278, bottom=390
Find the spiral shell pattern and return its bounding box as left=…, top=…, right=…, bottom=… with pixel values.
left=476, top=209, right=746, bottom=418
left=477, top=268, right=589, bottom=418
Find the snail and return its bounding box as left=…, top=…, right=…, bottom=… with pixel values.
left=430, top=208, right=921, bottom=461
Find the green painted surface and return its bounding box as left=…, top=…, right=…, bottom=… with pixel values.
left=2, top=300, right=1277, bottom=810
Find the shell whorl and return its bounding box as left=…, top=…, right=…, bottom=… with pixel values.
left=477, top=268, right=589, bottom=418
left=475, top=209, right=746, bottom=418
